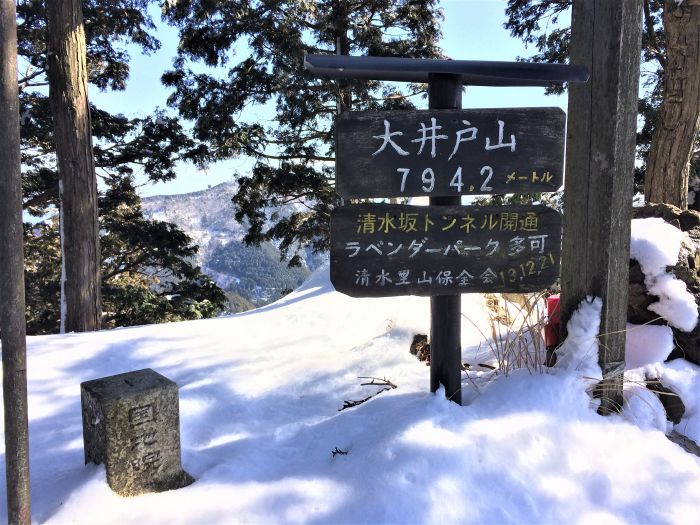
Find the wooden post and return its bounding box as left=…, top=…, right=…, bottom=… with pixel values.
left=428, top=73, right=462, bottom=404
left=560, top=0, right=643, bottom=414
left=0, top=0, right=31, bottom=522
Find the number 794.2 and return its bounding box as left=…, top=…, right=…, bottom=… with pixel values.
left=396, top=166, right=494, bottom=194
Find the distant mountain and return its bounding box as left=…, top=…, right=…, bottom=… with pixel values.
left=142, top=182, right=323, bottom=311
left=142, top=182, right=243, bottom=270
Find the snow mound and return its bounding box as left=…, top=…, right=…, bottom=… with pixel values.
left=625, top=323, right=674, bottom=370
left=555, top=296, right=602, bottom=380
left=3, top=267, right=700, bottom=523
left=622, top=382, right=670, bottom=433
left=630, top=218, right=698, bottom=332
left=646, top=359, right=700, bottom=443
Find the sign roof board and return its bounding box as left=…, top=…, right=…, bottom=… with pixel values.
left=330, top=203, right=562, bottom=297
left=335, top=107, right=565, bottom=199
left=304, top=54, right=589, bottom=86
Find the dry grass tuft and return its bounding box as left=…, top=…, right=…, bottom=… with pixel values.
left=463, top=292, right=549, bottom=376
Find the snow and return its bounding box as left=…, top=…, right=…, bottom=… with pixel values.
left=647, top=273, right=699, bottom=332
left=3, top=216, right=700, bottom=523
left=630, top=218, right=684, bottom=274
left=630, top=218, right=698, bottom=332
left=646, top=359, right=700, bottom=444
left=623, top=218, right=700, bottom=440
left=553, top=296, right=602, bottom=381
left=1, top=262, right=700, bottom=524
left=621, top=381, right=670, bottom=433
left=625, top=323, right=674, bottom=370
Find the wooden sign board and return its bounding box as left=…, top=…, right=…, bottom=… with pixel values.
left=330, top=203, right=561, bottom=297
left=335, top=107, right=565, bottom=198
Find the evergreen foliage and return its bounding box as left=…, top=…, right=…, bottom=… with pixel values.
left=161, top=0, right=445, bottom=263
left=23, top=220, right=61, bottom=335
left=224, top=291, right=256, bottom=314
left=503, top=0, right=698, bottom=194
left=208, top=241, right=309, bottom=307
left=17, top=0, right=226, bottom=334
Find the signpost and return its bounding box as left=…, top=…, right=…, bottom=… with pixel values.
left=427, top=73, right=465, bottom=404
left=331, top=203, right=562, bottom=297
left=561, top=0, right=642, bottom=413
left=305, top=54, right=588, bottom=404
left=335, top=107, right=565, bottom=198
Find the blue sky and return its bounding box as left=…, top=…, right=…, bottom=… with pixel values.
left=89, top=0, right=568, bottom=197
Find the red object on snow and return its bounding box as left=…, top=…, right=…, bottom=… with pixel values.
left=544, top=294, right=561, bottom=347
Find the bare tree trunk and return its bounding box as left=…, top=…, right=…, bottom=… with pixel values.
left=47, top=0, right=102, bottom=332
left=0, top=0, right=31, bottom=522
left=644, top=0, right=700, bottom=208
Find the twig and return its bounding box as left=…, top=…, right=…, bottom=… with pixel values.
left=358, top=376, right=397, bottom=389
left=338, top=395, right=373, bottom=411
left=338, top=376, right=397, bottom=411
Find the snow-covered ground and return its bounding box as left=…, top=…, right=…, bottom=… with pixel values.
left=2, top=220, right=700, bottom=524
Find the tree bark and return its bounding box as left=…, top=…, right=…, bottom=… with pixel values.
left=644, top=0, right=700, bottom=209
left=0, top=0, right=31, bottom=522
left=47, top=0, right=102, bottom=332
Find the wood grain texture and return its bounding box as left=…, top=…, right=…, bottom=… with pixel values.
left=561, top=0, right=642, bottom=399
left=335, top=107, right=565, bottom=198
left=330, top=203, right=562, bottom=297
left=0, top=0, right=31, bottom=521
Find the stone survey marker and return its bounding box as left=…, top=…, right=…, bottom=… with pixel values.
left=81, top=368, right=194, bottom=496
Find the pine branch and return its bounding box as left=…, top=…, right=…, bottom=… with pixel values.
left=242, top=144, right=333, bottom=162
left=643, top=0, right=666, bottom=69
left=18, top=67, right=47, bottom=90
left=23, top=188, right=58, bottom=210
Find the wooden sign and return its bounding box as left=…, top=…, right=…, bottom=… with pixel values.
left=335, top=107, right=565, bottom=198
left=330, top=203, right=561, bottom=297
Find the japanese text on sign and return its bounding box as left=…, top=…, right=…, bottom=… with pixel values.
left=335, top=107, right=566, bottom=198
left=330, top=203, right=562, bottom=297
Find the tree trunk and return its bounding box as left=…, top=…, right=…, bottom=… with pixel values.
left=644, top=0, right=700, bottom=209
left=0, top=0, right=31, bottom=522
left=47, top=0, right=102, bottom=332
